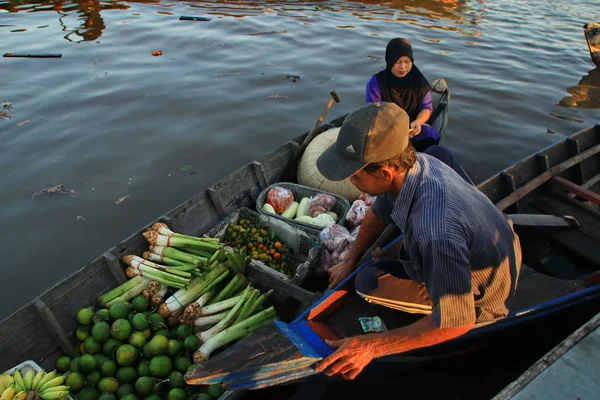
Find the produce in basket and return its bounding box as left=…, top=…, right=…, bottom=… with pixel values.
left=223, top=219, right=292, bottom=277
left=265, top=186, right=294, bottom=214
left=308, top=193, right=336, bottom=217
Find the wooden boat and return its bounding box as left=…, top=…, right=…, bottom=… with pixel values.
left=584, top=22, right=600, bottom=67
left=186, top=125, right=600, bottom=390
left=0, top=80, right=449, bottom=385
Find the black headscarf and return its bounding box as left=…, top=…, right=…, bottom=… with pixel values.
left=374, top=38, right=431, bottom=121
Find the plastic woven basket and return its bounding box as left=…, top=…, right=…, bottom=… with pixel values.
left=205, top=207, right=321, bottom=286
left=256, top=182, right=351, bottom=237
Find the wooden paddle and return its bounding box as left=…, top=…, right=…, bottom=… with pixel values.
left=280, top=90, right=340, bottom=181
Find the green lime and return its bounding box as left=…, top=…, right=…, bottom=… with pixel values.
left=137, top=361, right=150, bottom=377
left=98, top=377, right=119, bottom=393
left=98, top=395, right=117, bottom=400
left=83, top=336, right=102, bottom=354
left=115, top=366, right=137, bottom=384
left=119, top=394, right=138, bottom=400
left=94, top=309, right=111, bottom=323
left=92, top=321, right=111, bottom=343
left=115, top=344, right=138, bottom=366
left=103, top=338, right=122, bottom=357
left=111, top=319, right=132, bottom=341
left=128, top=331, right=147, bottom=348
left=85, top=370, right=102, bottom=388
left=149, top=355, right=173, bottom=378
left=94, top=353, right=109, bottom=366
left=76, top=326, right=91, bottom=341
left=65, top=371, right=85, bottom=392
left=141, top=328, right=152, bottom=339
left=148, top=314, right=165, bottom=330
left=184, top=335, right=201, bottom=352
left=154, top=328, right=171, bottom=339
left=174, top=356, right=191, bottom=373
left=78, top=307, right=95, bottom=325
left=116, top=383, right=135, bottom=399
left=175, top=324, right=192, bottom=340
left=70, top=357, right=80, bottom=373
left=132, top=296, right=149, bottom=313
left=167, top=370, right=185, bottom=389
left=196, top=394, right=212, bottom=400
left=109, top=302, right=131, bottom=320
left=167, top=339, right=182, bottom=357
left=142, top=343, right=153, bottom=359
left=56, top=355, right=71, bottom=373
left=131, top=313, right=150, bottom=331
left=207, top=383, right=225, bottom=399
left=148, top=335, right=169, bottom=356
left=78, top=387, right=99, bottom=400
left=78, top=353, right=98, bottom=374
left=100, top=359, right=118, bottom=377
left=167, top=388, right=186, bottom=400
left=135, top=376, right=157, bottom=396
left=145, top=395, right=161, bottom=400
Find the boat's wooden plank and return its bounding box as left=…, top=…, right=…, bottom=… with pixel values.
left=495, top=143, right=600, bottom=211
left=256, top=141, right=296, bottom=184
left=33, top=299, right=78, bottom=358
left=103, top=252, right=127, bottom=284
left=552, top=176, right=600, bottom=205
left=508, top=213, right=579, bottom=228
left=492, top=312, right=600, bottom=400
left=245, top=264, right=320, bottom=305
left=532, top=193, right=600, bottom=266
left=566, top=138, right=586, bottom=184
left=166, top=192, right=221, bottom=238
left=0, top=304, right=60, bottom=371
left=210, top=164, right=262, bottom=214
left=582, top=171, right=600, bottom=189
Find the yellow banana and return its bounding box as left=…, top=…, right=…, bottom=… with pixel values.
left=40, top=391, right=68, bottom=400
left=0, top=387, right=15, bottom=400
left=37, top=377, right=65, bottom=393
left=14, top=391, right=27, bottom=400
left=21, top=371, right=33, bottom=391
left=33, top=372, right=55, bottom=391
left=12, top=371, right=24, bottom=393
left=0, top=375, right=7, bottom=393
left=30, top=371, right=44, bottom=391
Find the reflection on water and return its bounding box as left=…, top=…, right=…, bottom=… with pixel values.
left=1, top=0, right=487, bottom=41
left=559, top=67, right=600, bottom=109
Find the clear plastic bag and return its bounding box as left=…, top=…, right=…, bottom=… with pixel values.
left=266, top=186, right=294, bottom=214
left=346, top=199, right=368, bottom=227
left=309, top=193, right=336, bottom=217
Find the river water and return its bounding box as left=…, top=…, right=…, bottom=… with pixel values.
left=0, top=0, right=598, bottom=320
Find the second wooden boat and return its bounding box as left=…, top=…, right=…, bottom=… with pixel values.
left=584, top=22, right=600, bottom=67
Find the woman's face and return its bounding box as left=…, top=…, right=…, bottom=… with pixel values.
left=391, top=56, right=413, bottom=78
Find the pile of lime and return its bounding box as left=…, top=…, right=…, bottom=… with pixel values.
left=56, top=298, right=225, bottom=400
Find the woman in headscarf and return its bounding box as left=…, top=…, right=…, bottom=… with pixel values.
left=366, top=38, right=439, bottom=152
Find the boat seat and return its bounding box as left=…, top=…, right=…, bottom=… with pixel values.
left=506, top=264, right=586, bottom=312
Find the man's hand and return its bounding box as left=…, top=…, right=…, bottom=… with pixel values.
left=315, top=337, right=376, bottom=380
left=327, top=259, right=354, bottom=289
left=409, top=121, right=421, bottom=137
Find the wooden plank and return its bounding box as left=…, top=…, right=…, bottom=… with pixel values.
left=552, top=176, right=600, bottom=205
left=251, top=161, right=268, bottom=190
left=566, top=138, right=586, bottom=184
left=582, top=171, right=600, bottom=189
left=208, top=187, right=227, bottom=218
left=33, top=299, right=77, bottom=358
left=500, top=172, right=522, bottom=213
left=495, top=143, right=600, bottom=211
left=492, top=312, right=600, bottom=400
left=103, top=252, right=127, bottom=285
left=307, top=289, right=350, bottom=321
left=508, top=213, right=579, bottom=227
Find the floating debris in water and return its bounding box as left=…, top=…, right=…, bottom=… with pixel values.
left=179, top=16, right=211, bottom=22
left=550, top=113, right=584, bottom=123
left=546, top=129, right=555, bottom=134
left=32, top=184, right=78, bottom=199
left=283, top=75, right=300, bottom=82
left=115, top=195, right=130, bottom=204
left=16, top=120, right=29, bottom=126
left=152, top=50, right=162, bottom=56
left=266, top=94, right=289, bottom=100
left=367, top=55, right=382, bottom=61
left=1, top=102, right=13, bottom=120
left=212, top=72, right=248, bottom=79
left=246, top=30, right=287, bottom=36
left=77, top=215, right=85, bottom=221
left=177, top=164, right=196, bottom=172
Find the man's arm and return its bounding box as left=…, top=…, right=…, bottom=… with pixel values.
left=327, top=208, right=387, bottom=288
left=315, top=316, right=473, bottom=380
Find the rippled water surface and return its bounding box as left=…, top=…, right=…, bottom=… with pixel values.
left=1, top=0, right=599, bottom=319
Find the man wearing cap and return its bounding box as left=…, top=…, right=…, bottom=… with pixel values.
left=314, top=102, right=522, bottom=380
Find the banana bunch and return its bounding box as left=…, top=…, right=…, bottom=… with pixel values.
left=1, top=370, right=69, bottom=400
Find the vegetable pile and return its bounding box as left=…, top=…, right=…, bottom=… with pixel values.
left=51, top=223, right=278, bottom=399
left=222, top=219, right=292, bottom=277
left=263, top=187, right=338, bottom=228
left=0, top=369, right=69, bottom=400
